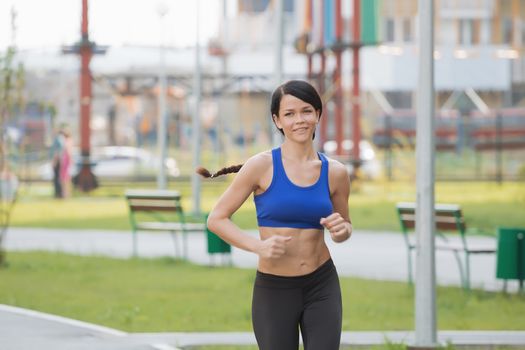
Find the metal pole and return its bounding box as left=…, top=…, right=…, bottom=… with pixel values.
left=351, top=0, right=362, bottom=173
left=386, top=114, right=393, bottom=181
left=272, top=0, right=284, bottom=147
left=192, top=0, right=202, bottom=216
left=219, top=0, right=228, bottom=166
left=319, top=0, right=327, bottom=148
left=157, top=3, right=168, bottom=190
left=222, top=0, right=228, bottom=74
left=413, top=0, right=437, bottom=348
left=496, top=113, right=502, bottom=184
left=334, top=0, right=343, bottom=156
left=10, top=6, right=16, bottom=48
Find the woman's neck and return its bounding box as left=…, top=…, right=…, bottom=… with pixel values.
left=280, top=140, right=317, bottom=162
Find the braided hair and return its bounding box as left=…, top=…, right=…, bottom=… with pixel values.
left=196, top=164, right=243, bottom=178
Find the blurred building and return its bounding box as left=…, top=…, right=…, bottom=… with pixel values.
left=216, top=0, right=525, bottom=154
left=361, top=0, right=525, bottom=155
left=6, top=0, right=525, bottom=157
left=370, top=0, right=521, bottom=109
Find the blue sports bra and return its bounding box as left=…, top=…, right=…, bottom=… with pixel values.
left=254, top=147, right=333, bottom=229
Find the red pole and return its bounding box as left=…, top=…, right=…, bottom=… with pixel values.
left=352, top=0, right=362, bottom=171
left=80, top=47, right=92, bottom=159
left=81, top=0, right=88, bottom=35
left=334, top=0, right=343, bottom=156
left=319, top=60, right=327, bottom=147
left=76, top=0, right=97, bottom=191
left=80, top=0, right=91, bottom=158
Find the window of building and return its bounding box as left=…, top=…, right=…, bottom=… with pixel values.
left=442, top=0, right=487, bottom=10
left=440, top=0, right=454, bottom=10
left=459, top=19, right=474, bottom=45
left=384, top=18, right=395, bottom=42
left=238, top=0, right=293, bottom=13
left=402, top=18, right=413, bottom=42
left=283, top=0, right=294, bottom=12
left=521, top=4, right=525, bottom=44
left=239, top=0, right=268, bottom=12
left=521, top=20, right=525, bottom=46
left=458, top=19, right=480, bottom=45
left=503, top=17, right=514, bottom=44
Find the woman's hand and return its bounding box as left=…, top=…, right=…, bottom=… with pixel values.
left=320, top=213, right=352, bottom=243
left=256, top=235, right=292, bottom=259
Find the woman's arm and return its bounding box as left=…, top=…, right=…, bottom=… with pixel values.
left=321, top=160, right=352, bottom=243
left=207, top=156, right=262, bottom=253
left=207, top=154, right=292, bottom=258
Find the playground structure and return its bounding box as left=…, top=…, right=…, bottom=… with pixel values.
left=373, top=107, right=525, bottom=181
left=374, top=108, right=525, bottom=151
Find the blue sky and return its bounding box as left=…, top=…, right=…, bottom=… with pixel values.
left=0, top=0, right=226, bottom=51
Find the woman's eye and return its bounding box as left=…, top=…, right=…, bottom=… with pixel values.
left=284, top=113, right=293, bottom=117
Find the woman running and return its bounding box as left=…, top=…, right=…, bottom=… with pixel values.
left=201, top=79, right=352, bottom=350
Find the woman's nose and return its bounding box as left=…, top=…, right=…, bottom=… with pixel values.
left=296, top=113, right=308, bottom=122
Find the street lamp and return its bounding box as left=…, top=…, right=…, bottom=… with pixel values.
left=272, top=0, right=284, bottom=147
left=192, top=0, right=202, bottom=216
left=413, top=0, right=437, bottom=348
left=156, top=2, right=169, bottom=190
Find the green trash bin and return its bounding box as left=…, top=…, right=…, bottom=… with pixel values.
left=205, top=214, right=231, bottom=254
left=496, top=227, right=525, bottom=291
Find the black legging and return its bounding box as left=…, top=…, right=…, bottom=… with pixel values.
left=252, top=258, right=342, bottom=350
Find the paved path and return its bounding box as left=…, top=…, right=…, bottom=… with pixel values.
left=2, top=227, right=524, bottom=349
left=2, top=304, right=525, bottom=350
left=5, top=227, right=517, bottom=291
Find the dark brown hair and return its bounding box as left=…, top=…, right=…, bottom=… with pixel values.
left=196, top=80, right=322, bottom=178
left=196, top=164, right=243, bottom=178
left=271, top=79, right=323, bottom=137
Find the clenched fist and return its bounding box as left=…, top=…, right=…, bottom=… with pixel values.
left=256, top=235, right=292, bottom=259
left=320, top=213, right=352, bottom=243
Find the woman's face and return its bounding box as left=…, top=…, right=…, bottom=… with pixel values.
left=273, top=94, right=319, bottom=143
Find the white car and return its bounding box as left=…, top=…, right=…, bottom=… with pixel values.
left=38, top=146, right=180, bottom=180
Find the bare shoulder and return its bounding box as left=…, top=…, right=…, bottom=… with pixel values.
left=325, top=156, right=350, bottom=194
left=326, top=157, right=350, bottom=179
left=235, top=150, right=273, bottom=177
left=250, top=150, right=273, bottom=165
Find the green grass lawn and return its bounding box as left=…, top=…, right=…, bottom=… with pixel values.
left=0, top=252, right=524, bottom=333
left=11, top=181, right=525, bottom=234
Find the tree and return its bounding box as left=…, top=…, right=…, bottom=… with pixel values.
left=0, top=47, right=25, bottom=266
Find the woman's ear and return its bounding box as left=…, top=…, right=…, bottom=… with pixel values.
left=272, top=114, right=281, bottom=129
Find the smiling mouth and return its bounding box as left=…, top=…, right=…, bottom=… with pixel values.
left=294, top=127, right=308, bottom=132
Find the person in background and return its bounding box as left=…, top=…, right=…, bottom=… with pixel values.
left=200, top=80, right=352, bottom=350
left=59, top=129, right=73, bottom=198
left=50, top=127, right=64, bottom=198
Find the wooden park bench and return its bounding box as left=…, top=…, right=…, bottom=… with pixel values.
left=396, top=202, right=496, bottom=290
left=125, top=189, right=206, bottom=259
